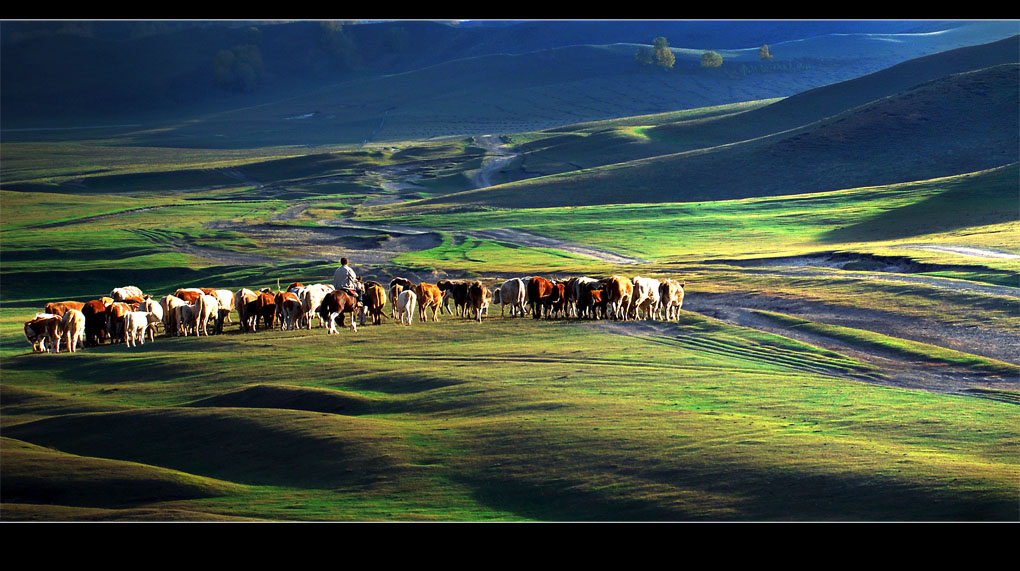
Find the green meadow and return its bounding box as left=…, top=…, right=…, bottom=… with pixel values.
left=2, top=94, right=1018, bottom=520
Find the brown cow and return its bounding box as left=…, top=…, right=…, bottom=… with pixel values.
left=254, top=291, right=276, bottom=331
left=82, top=300, right=109, bottom=346
left=437, top=279, right=470, bottom=317
left=25, top=316, right=62, bottom=352
left=275, top=290, right=304, bottom=331
left=580, top=288, right=608, bottom=320
left=174, top=288, right=204, bottom=305
left=468, top=281, right=491, bottom=323
left=603, top=275, right=633, bottom=321
left=363, top=281, right=387, bottom=326
left=105, top=302, right=133, bottom=343
left=44, top=301, right=86, bottom=317
left=415, top=282, right=444, bottom=322
left=548, top=282, right=568, bottom=319
left=527, top=276, right=555, bottom=319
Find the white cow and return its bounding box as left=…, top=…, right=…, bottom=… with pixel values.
left=496, top=278, right=527, bottom=317
left=196, top=294, right=219, bottom=336
left=212, top=289, right=235, bottom=331
left=630, top=276, right=662, bottom=320
left=396, top=290, right=416, bottom=326
left=124, top=311, right=160, bottom=347
left=110, top=285, right=143, bottom=302
left=300, top=284, right=333, bottom=329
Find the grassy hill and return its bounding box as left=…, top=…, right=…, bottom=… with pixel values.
left=397, top=62, right=1018, bottom=209
left=3, top=21, right=1016, bottom=146
left=1, top=22, right=1018, bottom=523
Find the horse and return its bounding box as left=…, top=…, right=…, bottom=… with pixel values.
left=318, top=289, right=362, bottom=334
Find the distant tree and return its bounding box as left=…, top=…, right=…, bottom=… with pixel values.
left=213, top=43, right=264, bottom=93
left=701, top=50, right=723, bottom=68
left=653, top=36, right=675, bottom=69
left=760, top=44, right=773, bottom=60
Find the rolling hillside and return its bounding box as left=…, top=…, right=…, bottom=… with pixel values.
left=395, top=59, right=1018, bottom=209
left=2, top=20, right=1016, bottom=146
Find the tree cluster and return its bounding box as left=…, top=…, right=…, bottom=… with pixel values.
left=636, top=36, right=675, bottom=69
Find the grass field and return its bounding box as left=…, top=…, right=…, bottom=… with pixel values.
left=2, top=91, right=1017, bottom=521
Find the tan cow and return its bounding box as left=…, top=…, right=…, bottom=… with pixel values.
left=234, top=289, right=259, bottom=332
left=415, top=282, right=444, bottom=322
left=494, top=278, right=526, bottom=317
left=62, top=309, right=86, bottom=353
left=659, top=279, right=686, bottom=321
left=363, top=282, right=387, bottom=326
left=604, top=275, right=633, bottom=321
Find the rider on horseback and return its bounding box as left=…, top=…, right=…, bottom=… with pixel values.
left=333, top=257, right=363, bottom=306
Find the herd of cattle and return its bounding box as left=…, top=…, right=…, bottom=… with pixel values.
left=22, top=275, right=686, bottom=354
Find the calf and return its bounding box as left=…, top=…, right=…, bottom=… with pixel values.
left=176, top=304, right=197, bottom=337
left=25, top=316, right=62, bottom=353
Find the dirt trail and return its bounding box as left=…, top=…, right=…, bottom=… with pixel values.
left=471, top=135, right=518, bottom=189
left=892, top=244, right=1020, bottom=259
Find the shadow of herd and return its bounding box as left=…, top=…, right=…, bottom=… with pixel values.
left=23, top=275, right=685, bottom=354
